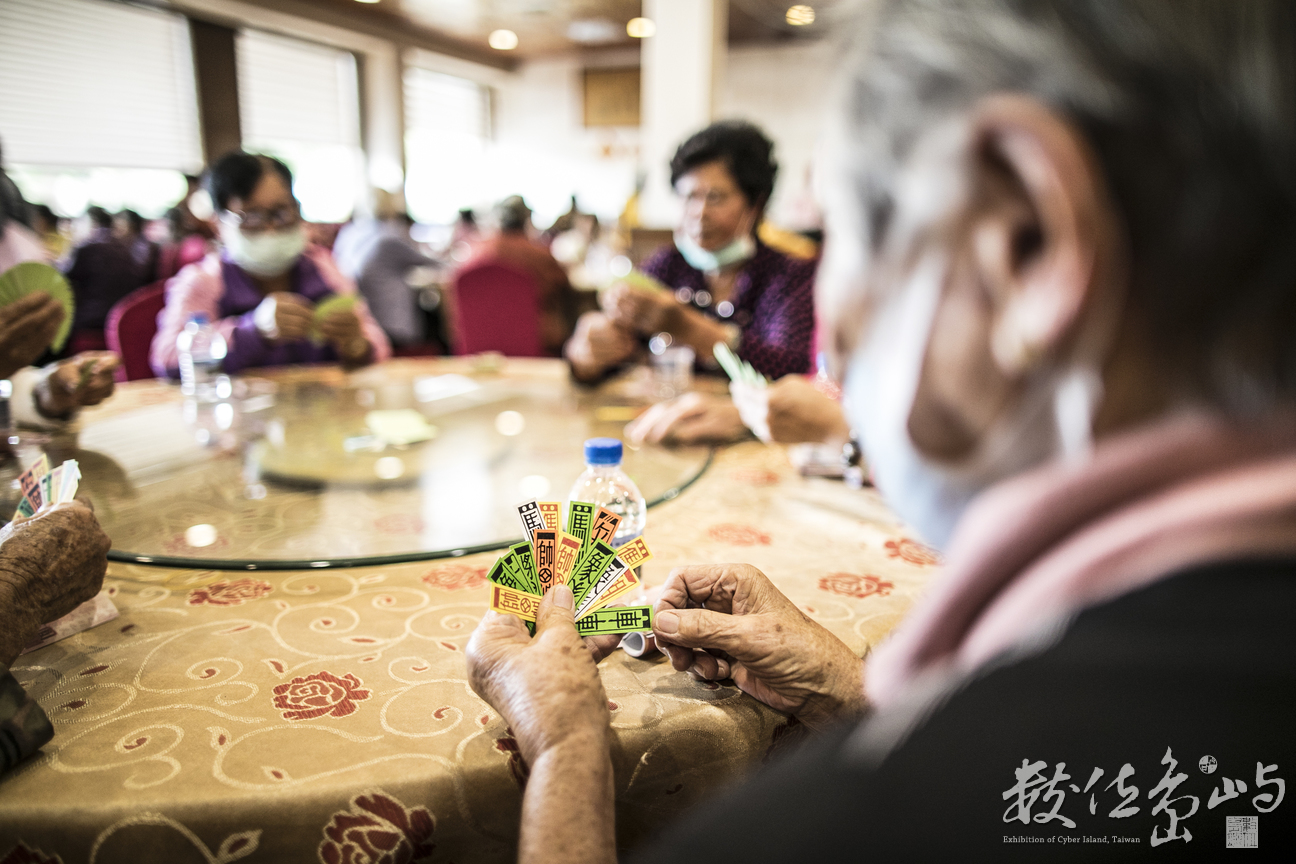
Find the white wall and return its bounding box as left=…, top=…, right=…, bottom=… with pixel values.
left=450, top=39, right=838, bottom=231
left=717, top=41, right=837, bottom=229
left=490, top=50, right=641, bottom=228
left=395, top=35, right=841, bottom=232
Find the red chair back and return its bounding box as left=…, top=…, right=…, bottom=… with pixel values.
left=452, top=260, right=543, bottom=357
left=105, top=281, right=168, bottom=381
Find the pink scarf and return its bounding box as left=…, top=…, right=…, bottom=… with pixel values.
left=865, top=410, right=1296, bottom=709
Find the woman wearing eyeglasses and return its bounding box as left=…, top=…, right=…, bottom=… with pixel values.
left=150, top=152, right=390, bottom=377
left=565, top=122, right=817, bottom=387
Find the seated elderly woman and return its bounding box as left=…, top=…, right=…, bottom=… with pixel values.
left=0, top=162, right=120, bottom=425
left=565, top=121, right=815, bottom=383
left=468, top=0, right=1296, bottom=858
left=150, top=152, right=390, bottom=377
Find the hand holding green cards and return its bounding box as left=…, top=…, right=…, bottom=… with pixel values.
left=0, top=263, right=75, bottom=377
left=483, top=499, right=654, bottom=636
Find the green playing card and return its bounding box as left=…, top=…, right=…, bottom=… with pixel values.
left=310, top=294, right=358, bottom=343
left=0, top=262, right=76, bottom=352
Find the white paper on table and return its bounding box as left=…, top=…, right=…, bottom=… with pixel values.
left=365, top=409, right=437, bottom=446
left=21, top=590, right=119, bottom=655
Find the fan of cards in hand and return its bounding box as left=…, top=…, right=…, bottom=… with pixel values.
left=488, top=500, right=655, bottom=636
left=0, top=262, right=76, bottom=353
left=13, top=453, right=81, bottom=519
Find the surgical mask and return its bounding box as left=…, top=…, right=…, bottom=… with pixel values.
left=674, top=230, right=755, bottom=274
left=220, top=221, right=306, bottom=278
left=842, top=252, right=1103, bottom=551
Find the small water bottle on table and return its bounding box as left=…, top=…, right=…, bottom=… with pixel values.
left=567, top=437, right=645, bottom=547
left=176, top=313, right=228, bottom=401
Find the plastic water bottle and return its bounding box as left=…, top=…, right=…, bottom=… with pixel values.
left=567, top=437, right=646, bottom=547
left=176, top=313, right=228, bottom=400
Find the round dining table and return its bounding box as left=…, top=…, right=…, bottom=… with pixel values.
left=0, top=357, right=939, bottom=863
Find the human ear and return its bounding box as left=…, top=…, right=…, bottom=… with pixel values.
left=968, top=95, right=1118, bottom=378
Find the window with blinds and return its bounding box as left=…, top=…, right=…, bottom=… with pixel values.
left=0, top=0, right=200, bottom=216
left=404, top=66, right=491, bottom=224
left=236, top=29, right=362, bottom=222
left=0, top=0, right=202, bottom=172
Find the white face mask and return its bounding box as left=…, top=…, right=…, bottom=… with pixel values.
left=674, top=230, right=755, bottom=274
left=842, top=251, right=1104, bottom=551
left=220, top=221, right=306, bottom=278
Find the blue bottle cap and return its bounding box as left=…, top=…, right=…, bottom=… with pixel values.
left=584, top=437, right=623, bottom=465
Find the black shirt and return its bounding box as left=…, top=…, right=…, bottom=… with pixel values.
left=632, top=558, right=1296, bottom=861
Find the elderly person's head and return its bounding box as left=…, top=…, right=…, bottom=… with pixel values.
left=671, top=121, right=777, bottom=261
left=207, top=151, right=304, bottom=279
left=820, top=0, right=1296, bottom=548
left=495, top=196, right=532, bottom=235
left=85, top=206, right=113, bottom=232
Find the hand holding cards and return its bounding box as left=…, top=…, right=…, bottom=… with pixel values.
left=3, top=461, right=117, bottom=658
left=14, top=454, right=81, bottom=519
left=0, top=263, right=75, bottom=354
left=487, top=499, right=655, bottom=635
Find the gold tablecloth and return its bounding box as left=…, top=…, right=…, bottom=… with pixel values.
left=0, top=437, right=940, bottom=862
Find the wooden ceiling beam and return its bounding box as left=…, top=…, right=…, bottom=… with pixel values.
left=162, top=0, right=518, bottom=71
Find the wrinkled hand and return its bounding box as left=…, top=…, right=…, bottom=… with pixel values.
left=626, top=391, right=747, bottom=445
left=565, top=312, right=638, bottom=380
left=254, top=292, right=314, bottom=342
left=601, top=283, right=677, bottom=336
left=0, top=293, right=65, bottom=379
left=653, top=564, right=866, bottom=729
left=35, top=352, right=120, bottom=419
left=466, top=585, right=611, bottom=763
left=318, top=309, right=369, bottom=363
left=765, top=375, right=852, bottom=444
left=0, top=501, right=111, bottom=665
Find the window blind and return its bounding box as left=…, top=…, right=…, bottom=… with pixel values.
left=237, top=29, right=360, bottom=150
left=403, top=66, right=490, bottom=223
left=0, top=0, right=202, bottom=171
left=404, top=67, right=489, bottom=142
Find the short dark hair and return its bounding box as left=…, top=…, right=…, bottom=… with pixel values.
left=117, top=209, right=144, bottom=234
left=206, top=151, right=294, bottom=212
left=496, top=195, right=531, bottom=233
left=28, top=203, right=56, bottom=230
left=669, top=121, right=778, bottom=211
left=86, top=206, right=113, bottom=229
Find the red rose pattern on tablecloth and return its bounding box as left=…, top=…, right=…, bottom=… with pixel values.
left=318, top=790, right=435, bottom=864
left=818, top=572, right=894, bottom=600
left=884, top=538, right=942, bottom=567
left=272, top=671, right=371, bottom=721
left=706, top=523, right=772, bottom=546
left=730, top=467, right=781, bottom=486
left=187, top=578, right=272, bottom=607
left=0, top=844, right=62, bottom=864
left=420, top=563, right=489, bottom=591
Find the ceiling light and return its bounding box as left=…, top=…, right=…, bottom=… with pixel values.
left=489, top=29, right=519, bottom=50
left=626, top=17, right=656, bottom=38
left=354, top=0, right=381, bottom=4
left=786, top=5, right=815, bottom=26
